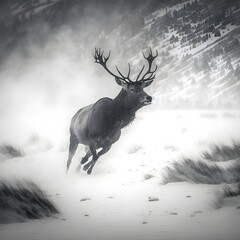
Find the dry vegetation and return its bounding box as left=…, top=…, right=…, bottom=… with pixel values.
left=144, top=174, right=154, bottom=180
left=0, top=144, right=24, bottom=158
left=213, top=183, right=240, bottom=209
left=0, top=180, right=59, bottom=224
left=163, top=141, right=240, bottom=184
left=202, top=141, right=240, bottom=162
left=221, top=182, right=240, bottom=198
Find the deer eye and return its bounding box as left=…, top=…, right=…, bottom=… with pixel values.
left=129, top=87, right=135, bottom=92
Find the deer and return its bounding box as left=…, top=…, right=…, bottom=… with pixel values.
left=66, top=48, right=158, bottom=174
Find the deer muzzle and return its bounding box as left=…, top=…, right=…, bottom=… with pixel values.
left=143, top=95, right=152, bottom=105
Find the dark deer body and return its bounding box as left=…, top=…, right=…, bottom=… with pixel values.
left=67, top=48, right=158, bottom=174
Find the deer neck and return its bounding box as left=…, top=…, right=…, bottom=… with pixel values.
left=111, top=89, right=138, bottom=128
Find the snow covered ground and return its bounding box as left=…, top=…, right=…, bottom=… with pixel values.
left=0, top=109, right=240, bottom=240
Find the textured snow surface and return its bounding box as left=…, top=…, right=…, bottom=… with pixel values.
left=0, top=110, right=240, bottom=240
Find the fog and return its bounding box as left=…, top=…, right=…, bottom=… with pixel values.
left=0, top=23, right=125, bottom=148
left=0, top=0, right=154, bottom=149
left=1, top=2, right=240, bottom=240
left=1, top=0, right=240, bottom=151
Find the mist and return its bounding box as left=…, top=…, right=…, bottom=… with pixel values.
left=0, top=0, right=239, bottom=156
left=0, top=17, right=125, bottom=148
left=1, top=1, right=240, bottom=240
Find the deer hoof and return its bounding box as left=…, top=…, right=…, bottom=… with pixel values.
left=87, top=169, right=92, bottom=175
left=83, top=163, right=90, bottom=171
left=81, top=157, right=88, bottom=164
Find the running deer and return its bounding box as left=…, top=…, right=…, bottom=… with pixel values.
left=66, top=48, right=158, bottom=174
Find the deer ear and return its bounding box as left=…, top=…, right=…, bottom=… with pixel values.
left=115, top=77, right=127, bottom=87
left=141, top=79, right=153, bottom=88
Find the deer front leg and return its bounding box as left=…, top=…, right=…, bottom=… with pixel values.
left=83, top=146, right=108, bottom=171
left=86, top=145, right=111, bottom=175
left=76, top=147, right=92, bottom=172
left=83, top=141, right=98, bottom=171
left=66, top=135, right=78, bottom=172
left=81, top=149, right=92, bottom=164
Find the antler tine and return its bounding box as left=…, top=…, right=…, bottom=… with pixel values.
left=93, top=48, right=124, bottom=81
left=115, top=63, right=133, bottom=83
left=147, top=64, right=158, bottom=76
left=154, top=64, right=158, bottom=72
left=143, top=48, right=158, bottom=60
left=149, top=47, right=152, bottom=55
left=115, top=66, right=128, bottom=82
left=104, top=50, right=111, bottom=61
left=138, top=47, right=158, bottom=82
left=143, top=65, right=157, bottom=80
left=115, top=65, right=124, bottom=78
left=142, top=63, right=158, bottom=81
left=142, top=52, right=146, bottom=59
left=136, top=65, right=145, bottom=81
left=93, top=47, right=97, bottom=58
left=127, top=63, right=131, bottom=79
left=93, top=48, right=137, bottom=83
left=93, top=47, right=100, bottom=63
left=143, top=65, right=158, bottom=81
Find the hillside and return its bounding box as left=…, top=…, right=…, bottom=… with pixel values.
left=0, top=0, right=240, bottom=108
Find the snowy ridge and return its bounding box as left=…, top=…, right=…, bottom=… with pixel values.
left=0, top=0, right=240, bottom=108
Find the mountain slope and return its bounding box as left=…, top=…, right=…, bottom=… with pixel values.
left=0, top=0, right=240, bottom=108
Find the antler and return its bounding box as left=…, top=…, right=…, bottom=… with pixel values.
left=93, top=48, right=133, bottom=83
left=93, top=48, right=158, bottom=84
left=136, top=48, right=158, bottom=82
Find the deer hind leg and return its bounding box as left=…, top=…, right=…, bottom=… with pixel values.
left=86, top=145, right=111, bottom=175
left=66, top=135, right=78, bottom=172
left=76, top=147, right=92, bottom=172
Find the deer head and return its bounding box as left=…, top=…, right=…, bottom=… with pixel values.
left=93, top=48, right=158, bottom=108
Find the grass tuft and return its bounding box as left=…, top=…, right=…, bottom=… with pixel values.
left=163, top=158, right=240, bottom=184
left=202, top=141, right=240, bottom=162
left=213, top=183, right=240, bottom=209
left=0, top=144, right=24, bottom=158
left=221, top=182, right=240, bottom=198
left=0, top=180, right=59, bottom=224
left=164, top=142, right=240, bottom=184
left=144, top=174, right=154, bottom=180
